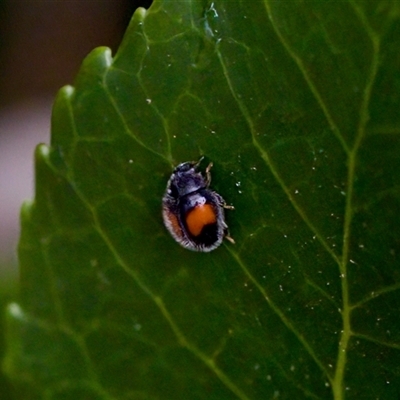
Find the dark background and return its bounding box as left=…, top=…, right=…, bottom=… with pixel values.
left=0, top=1, right=151, bottom=398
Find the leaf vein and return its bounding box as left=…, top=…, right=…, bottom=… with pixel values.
left=262, top=0, right=350, bottom=155
left=216, top=47, right=341, bottom=269
left=226, top=247, right=333, bottom=386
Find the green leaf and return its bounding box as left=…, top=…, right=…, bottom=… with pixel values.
left=4, top=1, right=400, bottom=399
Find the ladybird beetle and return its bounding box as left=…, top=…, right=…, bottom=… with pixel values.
left=162, top=157, right=234, bottom=252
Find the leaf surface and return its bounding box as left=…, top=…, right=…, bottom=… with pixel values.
left=4, top=1, right=400, bottom=399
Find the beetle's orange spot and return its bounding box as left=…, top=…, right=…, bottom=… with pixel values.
left=186, top=204, right=217, bottom=237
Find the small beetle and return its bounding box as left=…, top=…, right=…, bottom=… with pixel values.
left=162, top=158, right=234, bottom=252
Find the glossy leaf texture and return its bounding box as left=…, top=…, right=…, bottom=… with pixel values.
left=4, top=1, right=400, bottom=399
